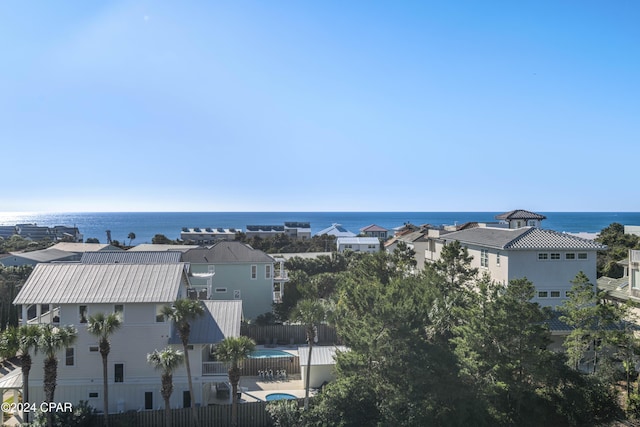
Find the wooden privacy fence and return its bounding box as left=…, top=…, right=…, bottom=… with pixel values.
left=240, top=355, right=300, bottom=376
left=108, top=399, right=305, bottom=427
left=241, top=324, right=339, bottom=345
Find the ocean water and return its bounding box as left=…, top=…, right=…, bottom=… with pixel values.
left=0, top=212, right=639, bottom=245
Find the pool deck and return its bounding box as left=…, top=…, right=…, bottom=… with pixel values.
left=208, top=373, right=309, bottom=404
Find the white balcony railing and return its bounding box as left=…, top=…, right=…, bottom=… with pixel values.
left=202, top=362, right=228, bottom=376
left=631, top=250, right=640, bottom=264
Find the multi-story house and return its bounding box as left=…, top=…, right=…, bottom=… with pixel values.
left=12, top=262, right=241, bottom=414
left=181, top=241, right=281, bottom=320
left=180, top=227, right=240, bottom=244
left=424, top=226, right=605, bottom=308
left=336, top=237, right=380, bottom=253
left=244, top=222, right=311, bottom=240
left=360, top=224, right=389, bottom=240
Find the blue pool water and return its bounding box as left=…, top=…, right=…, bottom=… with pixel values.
left=248, top=349, right=292, bottom=359
left=265, top=393, right=297, bottom=401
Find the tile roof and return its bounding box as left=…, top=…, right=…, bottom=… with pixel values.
left=440, top=227, right=606, bottom=250
left=181, top=241, right=274, bottom=264
left=495, top=209, right=547, bottom=221
left=298, top=345, right=348, bottom=366
left=81, top=251, right=183, bottom=264
left=169, top=300, right=242, bottom=345
left=14, top=263, right=187, bottom=304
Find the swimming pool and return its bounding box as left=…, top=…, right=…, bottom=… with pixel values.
left=248, top=349, right=292, bottom=359
left=265, top=393, right=297, bottom=401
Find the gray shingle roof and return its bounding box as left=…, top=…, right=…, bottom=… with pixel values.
left=181, top=241, right=274, bottom=264
left=169, top=300, right=242, bottom=345
left=81, top=251, right=183, bottom=264
left=495, top=209, right=547, bottom=221
left=441, top=227, right=606, bottom=250
left=14, top=263, right=187, bottom=304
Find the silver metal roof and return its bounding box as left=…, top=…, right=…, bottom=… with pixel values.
left=298, top=345, right=348, bottom=366
left=169, top=300, right=242, bottom=345
left=5, top=248, right=76, bottom=263
left=128, top=244, right=198, bottom=252
left=51, top=243, right=124, bottom=253
left=14, top=263, right=188, bottom=304
left=181, top=241, right=274, bottom=264
left=80, top=251, right=183, bottom=264
left=336, top=237, right=380, bottom=245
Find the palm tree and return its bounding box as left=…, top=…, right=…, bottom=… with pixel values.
left=127, top=232, right=136, bottom=246
left=215, top=336, right=256, bottom=427
left=147, top=347, right=184, bottom=427
left=37, top=324, right=77, bottom=427
left=0, top=325, right=40, bottom=423
left=87, top=312, right=122, bottom=427
left=292, top=299, right=326, bottom=410
left=161, top=298, right=204, bottom=427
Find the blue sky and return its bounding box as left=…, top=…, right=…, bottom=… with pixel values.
left=1, top=1, right=638, bottom=212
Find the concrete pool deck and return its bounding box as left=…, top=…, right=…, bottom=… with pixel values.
left=208, top=373, right=309, bottom=404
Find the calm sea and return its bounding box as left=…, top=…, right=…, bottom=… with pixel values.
left=0, top=212, right=639, bottom=244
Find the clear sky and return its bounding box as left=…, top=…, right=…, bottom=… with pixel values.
left=1, top=1, right=638, bottom=212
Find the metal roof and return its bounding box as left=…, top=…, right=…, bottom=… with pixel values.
left=440, top=227, right=606, bottom=251
left=0, top=368, right=22, bottom=390
left=316, top=224, right=356, bottom=237
left=336, top=237, right=380, bottom=245
left=128, top=244, right=198, bottom=252
left=298, top=345, right=348, bottom=366
left=169, top=300, right=242, bottom=345
left=81, top=251, right=183, bottom=264
left=51, top=243, right=123, bottom=253
left=14, top=263, right=187, bottom=304
left=5, top=248, right=75, bottom=263
left=181, top=241, right=274, bottom=264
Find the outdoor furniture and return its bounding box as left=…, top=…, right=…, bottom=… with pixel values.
left=215, top=382, right=230, bottom=399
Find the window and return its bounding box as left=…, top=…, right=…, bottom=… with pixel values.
left=578, top=253, right=588, bottom=260
left=114, top=363, right=124, bottom=383
left=234, top=290, right=241, bottom=300
left=550, top=253, right=560, bottom=260
left=428, top=240, right=436, bottom=252
left=89, top=345, right=99, bottom=353
left=251, top=265, right=257, bottom=280
left=89, top=392, right=99, bottom=399
left=538, top=253, right=548, bottom=260
left=538, top=291, right=548, bottom=298
left=565, top=253, right=575, bottom=260
left=155, top=305, right=166, bottom=323
left=265, top=265, right=272, bottom=279
left=114, top=304, right=124, bottom=321
left=496, top=251, right=501, bottom=266
left=145, top=392, right=153, bottom=410
left=79, top=305, right=88, bottom=323
left=65, top=347, right=75, bottom=366
left=550, top=291, right=561, bottom=298
left=215, top=288, right=227, bottom=293
left=480, top=249, right=489, bottom=268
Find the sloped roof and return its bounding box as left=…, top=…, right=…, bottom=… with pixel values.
left=495, top=209, right=547, bottom=221
left=81, top=251, right=183, bottom=264
left=316, top=224, right=356, bottom=237
left=14, top=263, right=187, bottom=304
left=337, top=237, right=380, bottom=245
left=181, top=241, right=274, bottom=264
left=128, top=244, right=198, bottom=252
left=440, top=227, right=606, bottom=251
left=360, top=224, right=388, bottom=232
left=298, top=345, right=348, bottom=366
left=6, top=248, right=75, bottom=263
left=51, top=243, right=123, bottom=253
left=169, top=300, right=242, bottom=345
left=598, top=276, right=631, bottom=302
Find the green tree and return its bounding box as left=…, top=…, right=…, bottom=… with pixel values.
left=215, top=336, right=256, bottom=427
left=85, top=238, right=100, bottom=243
left=161, top=299, right=204, bottom=427
left=291, top=299, right=326, bottom=410
left=147, top=347, right=184, bottom=427
left=0, top=324, right=40, bottom=423
left=87, top=312, right=122, bottom=427
left=152, top=234, right=175, bottom=244
left=127, top=232, right=136, bottom=246
left=37, top=324, right=78, bottom=427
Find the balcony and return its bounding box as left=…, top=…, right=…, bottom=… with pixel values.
left=631, top=250, right=640, bottom=264
left=202, top=362, right=228, bottom=376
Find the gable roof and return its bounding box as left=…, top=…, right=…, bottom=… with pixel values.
left=14, top=263, right=187, bottom=304
left=495, top=209, right=547, bottom=221
left=181, top=241, right=274, bottom=264
left=5, top=248, right=76, bottom=263
left=316, top=224, right=356, bottom=237
left=298, top=345, right=348, bottom=366
left=337, top=237, right=380, bottom=245
left=360, top=224, right=388, bottom=232
left=81, top=251, right=183, bottom=264
left=440, top=227, right=606, bottom=251
left=51, top=243, right=123, bottom=253
left=169, top=300, right=242, bottom=345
